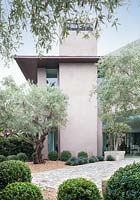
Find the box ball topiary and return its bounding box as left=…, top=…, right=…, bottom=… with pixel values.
left=17, top=153, right=28, bottom=162
left=7, top=155, right=18, bottom=161
left=1, top=182, right=43, bottom=200
left=48, top=151, right=58, bottom=161
left=105, top=155, right=115, bottom=161
left=57, top=178, right=102, bottom=200
left=89, top=156, right=98, bottom=163
left=78, top=151, right=88, bottom=158
left=0, top=160, right=31, bottom=190
left=60, top=151, right=71, bottom=161
left=104, top=162, right=140, bottom=200
left=0, top=155, right=7, bottom=162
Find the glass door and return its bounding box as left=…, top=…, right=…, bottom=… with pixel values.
left=48, top=129, right=58, bottom=153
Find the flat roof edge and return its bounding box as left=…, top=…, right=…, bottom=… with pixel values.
left=14, top=55, right=101, bottom=59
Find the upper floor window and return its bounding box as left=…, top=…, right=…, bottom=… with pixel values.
left=67, top=23, right=93, bottom=31
left=46, top=68, right=58, bottom=86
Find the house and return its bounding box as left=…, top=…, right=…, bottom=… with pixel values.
left=15, top=24, right=102, bottom=157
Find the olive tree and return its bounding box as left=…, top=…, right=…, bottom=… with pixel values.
left=97, top=41, right=140, bottom=150
left=0, top=77, right=68, bottom=163
left=0, top=0, right=123, bottom=59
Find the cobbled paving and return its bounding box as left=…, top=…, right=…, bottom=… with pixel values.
left=32, top=158, right=140, bottom=191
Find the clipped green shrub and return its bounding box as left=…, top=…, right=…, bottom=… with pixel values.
left=1, top=182, right=43, bottom=200
left=65, top=157, right=79, bottom=166
left=0, top=155, right=7, bottom=162
left=97, top=155, right=104, bottom=161
left=0, top=160, right=31, bottom=190
left=7, top=155, right=18, bottom=161
left=78, top=151, right=88, bottom=158
left=78, top=157, right=88, bottom=165
left=0, top=136, right=34, bottom=160
left=17, top=153, right=28, bottom=162
left=106, top=155, right=115, bottom=161
left=89, top=156, right=98, bottom=163
left=104, top=162, right=140, bottom=200
left=57, top=178, right=102, bottom=200
left=48, top=151, right=58, bottom=161
left=60, top=151, right=71, bottom=161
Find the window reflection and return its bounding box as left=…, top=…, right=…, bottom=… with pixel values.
left=46, top=68, right=58, bottom=86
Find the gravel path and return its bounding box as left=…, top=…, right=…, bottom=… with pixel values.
left=32, top=158, right=140, bottom=191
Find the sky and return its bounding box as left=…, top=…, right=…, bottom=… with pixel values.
left=0, top=0, right=140, bottom=84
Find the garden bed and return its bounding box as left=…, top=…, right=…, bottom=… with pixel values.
left=27, top=160, right=69, bottom=173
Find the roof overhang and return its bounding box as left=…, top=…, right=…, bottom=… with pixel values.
left=15, top=55, right=100, bottom=83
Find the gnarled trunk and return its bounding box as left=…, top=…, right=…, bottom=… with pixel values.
left=33, top=135, right=46, bottom=164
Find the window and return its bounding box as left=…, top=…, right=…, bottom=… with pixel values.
left=48, top=129, right=58, bottom=153
left=46, top=68, right=58, bottom=86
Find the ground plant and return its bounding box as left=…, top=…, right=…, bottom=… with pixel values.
left=97, top=155, right=104, bottom=161
left=0, top=136, right=34, bottom=160
left=1, top=182, right=43, bottom=200
left=17, top=153, right=28, bottom=162
left=0, top=160, right=31, bottom=190
left=7, top=155, right=18, bottom=161
left=57, top=178, right=102, bottom=200
left=105, top=155, right=115, bottom=161
left=0, top=155, right=6, bottom=162
left=89, top=156, right=98, bottom=163
left=48, top=151, right=58, bottom=161
left=66, top=157, right=79, bottom=166
left=78, top=151, right=88, bottom=158
left=104, top=162, right=140, bottom=200
left=78, top=157, right=88, bottom=165
left=60, top=151, right=71, bottom=161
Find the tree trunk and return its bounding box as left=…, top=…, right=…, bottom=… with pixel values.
left=33, top=136, right=46, bottom=164
left=115, top=137, right=119, bottom=151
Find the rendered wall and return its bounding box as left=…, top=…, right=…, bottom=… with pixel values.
left=37, top=68, right=48, bottom=159
left=59, top=63, right=98, bottom=156
left=59, top=31, right=97, bottom=56
left=97, top=117, right=103, bottom=155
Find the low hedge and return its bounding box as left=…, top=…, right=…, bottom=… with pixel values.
left=57, top=178, right=102, bottom=200
left=17, top=153, right=28, bottom=162
left=105, top=155, right=115, bottom=161
left=104, top=162, right=140, bottom=200
left=97, top=155, right=104, bottom=161
left=89, top=156, right=98, bottom=163
left=48, top=151, right=58, bottom=161
left=0, top=136, right=34, bottom=160
left=7, top=155, right=18, bottom=161
left=0, top=160, right=31, bottom=190
left=78, top=151, right=88, bottom=158
left=0, top=155, right=7, bottom=162
left=60, top=151, right=71, bottom=161
left=1, top=182, right=43, bottom=200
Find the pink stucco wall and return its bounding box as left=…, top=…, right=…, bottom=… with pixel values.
left=37, top=68, right=48, bottom=159
left=59, top=31, right=97, bottom=56
left=59, top=63, right=98, bottom=156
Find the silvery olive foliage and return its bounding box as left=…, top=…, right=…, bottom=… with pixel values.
left=0, top=77, right=68, bottom=163
left=97, top=41, right=140, bottom=150
left=0, top=0, right=123, bottom=59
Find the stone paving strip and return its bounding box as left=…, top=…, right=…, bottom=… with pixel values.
left=32, top=158, right=140, bottom=191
